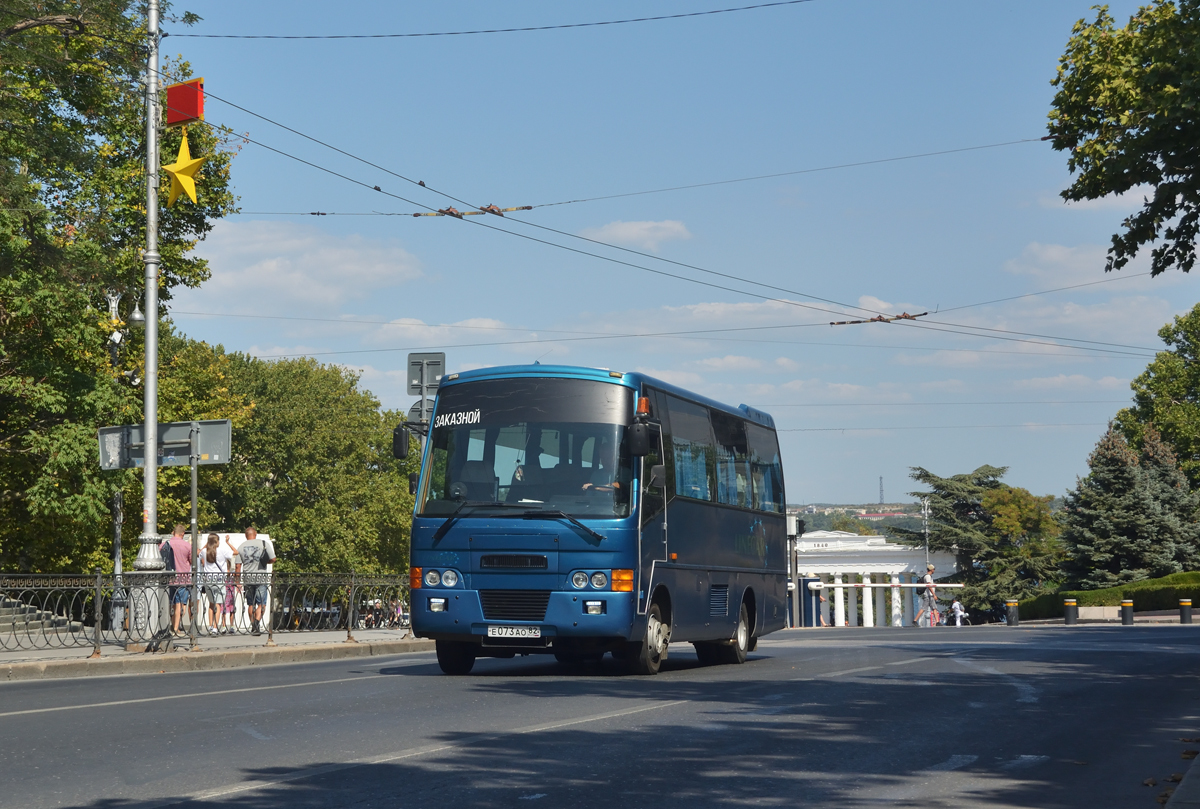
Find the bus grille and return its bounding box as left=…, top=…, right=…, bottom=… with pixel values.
left=479, top=590, right=551, bottom=621
left=480, top=554, right=548, bottom=570
left=709, top=585, right=730, bottom=617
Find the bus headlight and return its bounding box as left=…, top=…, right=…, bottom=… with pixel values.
left=441, top=569, right=459, bottom=587
left=584, top=600, right=605, bottom=615
left=590, top=572, right=608, bottom=589
left=424, top=569, right=442, bottom=587
left=571, top=571, right=589, bottom=589
left=429, top=597, right=447, bottom=612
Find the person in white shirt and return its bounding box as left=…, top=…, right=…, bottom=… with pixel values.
left=914, top=563, right=937, bottom=626
left=950, top=598, right=967, bottom=627
left=198, top=533, right=235, bottom=635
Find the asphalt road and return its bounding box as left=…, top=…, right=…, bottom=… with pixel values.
left=2, top=625, right=1198, bottom=809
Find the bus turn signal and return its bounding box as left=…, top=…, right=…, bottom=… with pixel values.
left=410, top=567, right=422, bottom=588
left=612, top=569, right=634, bottom=592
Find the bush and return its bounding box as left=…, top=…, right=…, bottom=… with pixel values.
left=1019, top=571, right=1200, bottom=619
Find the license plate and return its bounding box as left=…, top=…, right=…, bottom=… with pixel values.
left=487, top=625, right=542, bottom=638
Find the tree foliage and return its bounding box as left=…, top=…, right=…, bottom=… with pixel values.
left=972, top=487, right=1064, bottom=605
left=1048, top=1, right=1200, bottom=276
left=1061, top=424, right=1200, bottom=589
left=891, top=465, right=1007, bottom=573
left=1116, top=303, right=1200, bottom=487
left=200, top=355, right=418, bottom=574
left=0, top=2, right=238, bottom=571
left=829, top=513, right=877, bottom=536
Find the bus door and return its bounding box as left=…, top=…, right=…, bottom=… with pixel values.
left=637, top=424, right=667, bottom=614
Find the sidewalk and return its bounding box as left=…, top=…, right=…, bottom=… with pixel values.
left=0, top=628, right=434, bottom=682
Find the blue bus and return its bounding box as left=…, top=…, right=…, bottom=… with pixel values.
left=394, top=364, right=788, bottom=675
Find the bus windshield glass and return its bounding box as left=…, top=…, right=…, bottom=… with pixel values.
left=419, top=377, right=635, bottom=518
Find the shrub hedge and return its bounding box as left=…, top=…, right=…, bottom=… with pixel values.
left=1019, top=571, right=1200, bottom=620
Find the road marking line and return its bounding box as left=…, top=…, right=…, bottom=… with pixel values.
left=790, top=655, right=931, bottom=681
left=953, top=658, right=1039, bottom=703
left=0, top=673, right=390, bottom=718
left=167, top=700, right=686, bottom=807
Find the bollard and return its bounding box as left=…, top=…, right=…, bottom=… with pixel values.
left=1181, top=599, right=1193, bottom=625
left=1121, top=598, right=1134, bottom=625
left=1006, top=599, right=1019, bottom=627
left=1064, top=598, right=1078, bottom=626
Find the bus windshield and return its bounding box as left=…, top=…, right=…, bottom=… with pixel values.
left=419, top=377, right=635, bottom=518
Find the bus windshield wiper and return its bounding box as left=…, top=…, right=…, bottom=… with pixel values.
left=432, top=501, right=527, bottom=541
left=520, top=509, right=606, bottom=542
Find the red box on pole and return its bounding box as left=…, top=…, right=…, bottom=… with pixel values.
left=165, top=78, right=204, bottom=127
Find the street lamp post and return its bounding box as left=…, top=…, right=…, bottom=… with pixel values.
left=133, top=0, right=163, bottom=572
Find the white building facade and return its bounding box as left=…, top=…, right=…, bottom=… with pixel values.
left=791, top=530, right=959, bottom=628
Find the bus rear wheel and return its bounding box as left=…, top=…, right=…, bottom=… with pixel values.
left=627, top=602, right=667, bottom=675
left=436, top=640, right=477, bottom=675
left=717, top=603, right=750, bottom=665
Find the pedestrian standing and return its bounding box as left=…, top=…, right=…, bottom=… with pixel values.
left=159, top=525, right=194, bottom=636
left=914, top=563, right=937, bottom=626
left=198, top=533, right=234, bottom=635
left=237, top=526, right=276, bottom=636
left=220, top=535, right=240, bottom=633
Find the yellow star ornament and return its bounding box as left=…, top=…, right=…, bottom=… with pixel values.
left=163, top=128, right=205, bottom=206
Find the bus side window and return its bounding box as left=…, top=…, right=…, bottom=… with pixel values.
left=746, top=423, right=785, bottom=513
left=640, top=425, right=664, bottom=526
left=665, top=395, right=715, bottom=502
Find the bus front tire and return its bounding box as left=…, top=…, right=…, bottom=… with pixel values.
left=717, top=603, right=750, bottom=665
left=627, top=602, right=667, bottom=675
left=436, top=640, right=477, bottom=675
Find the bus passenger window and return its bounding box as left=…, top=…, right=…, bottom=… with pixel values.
left=665, top=396, right=715, bottom=502
left=711, top=411, right=751, bottom=509
left=747, top=423, right=785, bottom=513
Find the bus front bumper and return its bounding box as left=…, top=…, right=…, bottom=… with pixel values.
left=412, top=589, right=637, bottom=646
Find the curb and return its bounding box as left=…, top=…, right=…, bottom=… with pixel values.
left=1167, top=749, right=1200, bottom=808
left=0, top=639, right=435, bottom=682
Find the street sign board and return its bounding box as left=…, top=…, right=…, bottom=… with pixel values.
left=98, top=419, right=232, bottom=471
left=408, top=399, right=434, bottom=424
left=407, top=352, right=445, bottom=395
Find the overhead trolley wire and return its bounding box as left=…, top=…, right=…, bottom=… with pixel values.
left=194, top=90, right=1158, bottom=358
left=16, top=40, right=1154, bottom=362
left=165, top=1, right=817, bottom=39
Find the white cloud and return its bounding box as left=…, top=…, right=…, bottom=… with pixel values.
left=1002, top=242, right=1110, bottom=287
left=182, top=220, right=422, bottom=312
left=579, top=220, right=691, bottom=251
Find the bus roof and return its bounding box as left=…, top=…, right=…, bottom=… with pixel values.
left=438, top=364, right=776, bottom=430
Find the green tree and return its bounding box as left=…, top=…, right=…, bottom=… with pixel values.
left=1116, top=303, right=1200, bottom=487
left=972, top=487, right=1065, bottom=605
left=829, top=513, right=877, bottom=536
left=205, top=355, right=417, bottom=574
left=1136, top=424, right=1200, bottom=570
left=1061, top=425, right=1184, bottom=588
left=0, top=2, right=237, bottom=571
left=891, top=465, right=1008, bottom=573
left=1048, top=2, right=1200, bottom=276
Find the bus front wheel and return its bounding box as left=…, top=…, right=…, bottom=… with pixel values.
left=627, top=602, right=667, bottom=675
left=436, top=640, right=477, bottom=675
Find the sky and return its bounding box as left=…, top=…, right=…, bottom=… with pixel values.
left=164, top=0, right=1197, bottom=505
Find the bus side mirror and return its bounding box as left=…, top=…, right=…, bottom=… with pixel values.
left=393, top=424, right=409, bottom=460
left=648, top=464, right=665, bottom=489
left=628, top=423, right=650, bottom=456
left=408, top=472, right=419, bottom=496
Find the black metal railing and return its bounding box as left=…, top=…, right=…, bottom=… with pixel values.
left=0, top=571, right=410, bottom=653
